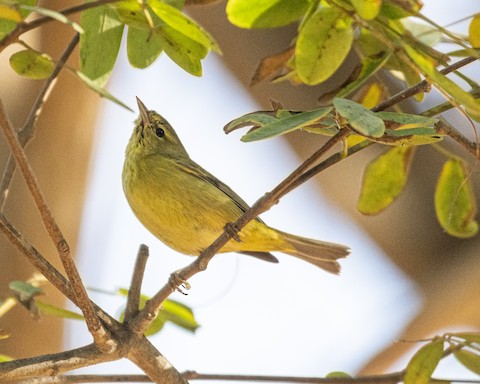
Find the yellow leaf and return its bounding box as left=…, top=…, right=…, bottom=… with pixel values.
left=358, top=82, right=384, bottom=109
left=0, top=5, right=22, bottom=22
left=469, top=14, right=480, bottom=48
left=435, top=158, right=478, bottom=238
left=351, top=0, right=382, bottom=20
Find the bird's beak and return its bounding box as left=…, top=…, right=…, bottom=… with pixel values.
left=136, top=97, right=151, bottom=127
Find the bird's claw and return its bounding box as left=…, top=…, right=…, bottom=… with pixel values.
left=224, top=222, right=243, bottom=243
left=169, top=271, right=191, bottom=295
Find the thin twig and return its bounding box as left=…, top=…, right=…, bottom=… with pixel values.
left=437, top=117, right=480, bottom=158
left=0, top=213, right=75, bottom=303
left=17, top=375, right=151, bottom=383
left=0, top=0, right=120, bottom=52
left=0, top=33, right=79, bottom=211
left=184, top=371, right=404, bottom=383
left=0, top=211, right=119, bottom=330
left=124, top=245, right=149, bottom=322
left=372, top=56, right=478, bottom=112
left=0, top=100, right=110, bottom=351
left=18, top=371, right=404, bottom=384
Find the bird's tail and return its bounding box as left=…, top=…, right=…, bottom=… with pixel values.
left=278, top=231, right=350, bottom=274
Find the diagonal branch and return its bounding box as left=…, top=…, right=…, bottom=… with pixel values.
left=0, top=0, right=120, bottom=52
left=0, top=213, right=75, bottom=302
left=372, top=56, right=478, bottom=112
left=0, top=100, right=111, bottom=351
left=0, top=33, right=79, bottom=211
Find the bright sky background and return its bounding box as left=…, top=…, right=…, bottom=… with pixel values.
left=66, top=1, right=478, bottom=381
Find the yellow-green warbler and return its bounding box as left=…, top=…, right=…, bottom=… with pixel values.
left=122, top=98, right=349, bottom=274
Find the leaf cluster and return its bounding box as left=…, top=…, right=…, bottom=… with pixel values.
left=1, top=0, right=219, bottom=108
left=226, top=96, right=478, bottom=237
left=227, top=0, right=480, bottom=117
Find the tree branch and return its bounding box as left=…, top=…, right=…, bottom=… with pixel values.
left=0, top=213, right=75, bottom=302
left=127, top=336, right=188, bottom=384
left=183, top=371, right=404, bottom=383
left=372, top=56, right=478, bottom=112
left=0, top=33, right=79, bottom=211
left=0, top=344, right=118, bottom=382
left=0, top=99, right=111, bottom=350
left=124, top=244, right=149, bottom=322
left=13, top=370, right=406, bottom=384
left=0, top=0, right=120, bottom=52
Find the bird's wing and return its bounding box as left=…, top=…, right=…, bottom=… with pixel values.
left=176, top=158, right=251, bottom=214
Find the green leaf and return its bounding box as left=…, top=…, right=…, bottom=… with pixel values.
left=80, top=1, right=124, bottom=86
left=127, top=26, right=163, bottom=69
left=226, top=0, right=310, bottom=29
left=241, top=108, right=332, bottom=142
left=404, top=339, right=444, bottom=384
left=336, top=53, right=391, bottom=98
left=149, top=1, right=220, bottom=53
left=124, top=3, right=164, bottom=69
left=9, top=280, right=43, bottom=299
left=435, top=158, right=478, bottom=238
left=20, top=5, right=83, bottom=33
left=454, top=350, right=480, bottom=375
left=387, top=54, right=424, bottom=101
left=376, top=112, right=438, bottom=127
left=358, top=146, right=414, bottom=214
left=224, top=112, right=278, bottom=133
left=403, top=44, right=480, bottom=118
left=158, top=25, right=206, bottom=76
left=112, top=1, right=148, bottom=28
left=0, top=354, right=13, bottom=362
left=146, top=299, right=200, bottom=336
left=117, top=289, right=199, bottom=335
left=74, top=70, right=133, bottom=111
left=450, top=332, right=480, bottom=345
left=9, top=49, right=54, bottom=79
left=333, top=98, right=385, bottom=137
left=402, top=19, right=442, bottom=47
left=376, top=131, right=443, bottom=146
left=115, top=2, right=208, bottom=75
left=351, top=0, right=382, bottom=20
left=379, top=0, right=422, bottom=19
left=296, top=7, right=353, bottom=85
left=326, top=371, right=351, bottom=378
left=36, top=301, right=84, bottom=320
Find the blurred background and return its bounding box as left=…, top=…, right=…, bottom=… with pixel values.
left=1, top=0, right=480, bottom=381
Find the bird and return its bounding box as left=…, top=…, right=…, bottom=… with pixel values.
left=122, top=98, right=349, bottom=274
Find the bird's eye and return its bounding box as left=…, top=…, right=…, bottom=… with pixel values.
left=155, top=127, right=165, bottom=138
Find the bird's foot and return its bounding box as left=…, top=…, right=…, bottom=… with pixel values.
left=224, top=222, right=243, bottom=243
left=169, top=271, right=191, bottom=295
